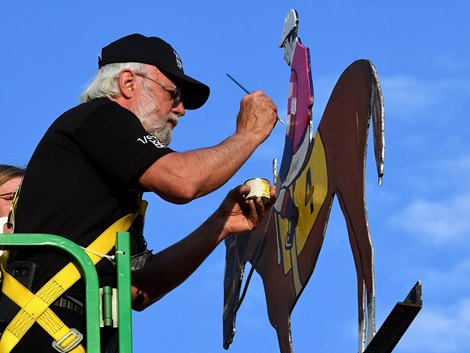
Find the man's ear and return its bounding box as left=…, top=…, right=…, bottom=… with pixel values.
left=117, top=69, right=137, bottom=99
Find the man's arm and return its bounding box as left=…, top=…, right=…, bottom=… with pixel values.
left=130, top=184, right=276, bottom=310
left=138, top=91, right=278, bottom=203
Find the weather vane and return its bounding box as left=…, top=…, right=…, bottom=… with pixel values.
left=222, top=8, right=422, bottom=353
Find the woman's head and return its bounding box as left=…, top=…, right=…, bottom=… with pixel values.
left=0, top=165, right=25, bottom=217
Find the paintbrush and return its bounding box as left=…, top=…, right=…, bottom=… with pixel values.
left=226, top=73, right=286, bottom=126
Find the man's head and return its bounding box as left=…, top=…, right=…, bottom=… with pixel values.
left=83, top=34, right=209, bottom=110
left=279, top=9, right=299, bottom=66
left=81, top=34, right=210, bottom=146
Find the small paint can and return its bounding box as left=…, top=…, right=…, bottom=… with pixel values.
left=244, top=178, right=270, bottom=202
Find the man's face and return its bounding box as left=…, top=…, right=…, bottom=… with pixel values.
left=134, top=66, right=184, bottom=146
left=0, top=176, right=22, bottom=217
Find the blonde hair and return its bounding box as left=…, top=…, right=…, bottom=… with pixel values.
left=0, top=165, right=25, bottom=186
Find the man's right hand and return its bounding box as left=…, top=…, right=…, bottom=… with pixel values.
left=236, top=91, right=279, bottom=144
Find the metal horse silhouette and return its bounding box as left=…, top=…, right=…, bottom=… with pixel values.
left=223, top=10, right=385, bottom=353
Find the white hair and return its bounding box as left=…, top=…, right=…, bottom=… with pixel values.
left=80, top=62, right=148, bottom=103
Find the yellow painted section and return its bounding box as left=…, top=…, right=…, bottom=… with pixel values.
left=293, top=131, right=328, bottom=252
left=278, top=214, right=291, bottom=274
left=277, top=131, right=328, bottom=275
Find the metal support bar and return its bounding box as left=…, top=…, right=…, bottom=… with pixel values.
left=364, top=281, right=422, bottom=353
left=116, top=231, right=133, bottom=353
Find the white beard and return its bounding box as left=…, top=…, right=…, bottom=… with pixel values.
left=135, top=89, right=179, bottom=146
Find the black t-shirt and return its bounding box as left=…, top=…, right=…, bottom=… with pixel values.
left=13, top=98, right=173, bottom=295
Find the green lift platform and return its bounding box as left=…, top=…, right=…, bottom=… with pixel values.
left=0, top=232, right=133, bottom=353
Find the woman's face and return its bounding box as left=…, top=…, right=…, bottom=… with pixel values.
left=0, top=176, right=22, bottom=217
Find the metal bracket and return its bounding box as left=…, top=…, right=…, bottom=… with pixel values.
left=51, top=328, right=83, bottom=353
left=364, top=281, right=422, bottom=353
left=99, top=286, right=118, bottom=328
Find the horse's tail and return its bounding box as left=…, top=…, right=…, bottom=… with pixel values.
left=223, top=235, right=247, bottom=349
left=368, top=61, right=385, bottom=185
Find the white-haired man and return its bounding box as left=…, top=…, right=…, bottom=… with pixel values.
left=2, top=34, right=278, bottom=352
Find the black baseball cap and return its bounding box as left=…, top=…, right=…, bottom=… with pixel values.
left=99, top=33, right=210, bottom=110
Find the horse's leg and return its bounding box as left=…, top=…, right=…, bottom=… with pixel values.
left=336, top=190, right=375, bottom=351
left=252, top=208, right=298, bottom=353
left=275, top=316, right=294, bottom=353
left=317, top=60, right=377, bottom=350
left=223, top=233, right=248, bottom=349
left=262, top=189, right=336, bottom=353
left=223, top=209, right=272, bottom=348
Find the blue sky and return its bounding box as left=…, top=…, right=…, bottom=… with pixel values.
left=2, top=1, right=469, bottom=352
